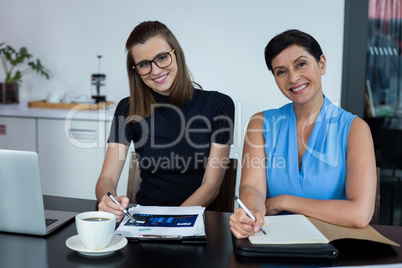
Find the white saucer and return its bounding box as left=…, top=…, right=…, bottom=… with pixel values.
left=66, top=234, right=127, bottom=257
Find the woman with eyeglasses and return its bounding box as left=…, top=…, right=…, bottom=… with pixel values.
left=96, top=21, right=234, bottom=222
left=230, top=29, right=376, bottom=238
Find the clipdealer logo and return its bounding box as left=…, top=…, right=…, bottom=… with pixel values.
left=303, top=101, right=339, bottom=167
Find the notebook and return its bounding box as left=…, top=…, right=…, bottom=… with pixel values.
left=0, top=149, right=77, bottom=236
left=232, top=234, right=339, bottom=259
left=232, top=214, right=400, bottom=259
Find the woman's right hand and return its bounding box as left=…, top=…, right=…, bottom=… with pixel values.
left=98, top=194, right=130, bottom=222
left=229, top=207, right=265, bottom=239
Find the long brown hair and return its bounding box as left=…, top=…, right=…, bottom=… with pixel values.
left=125, top=21, right=194, bottom=122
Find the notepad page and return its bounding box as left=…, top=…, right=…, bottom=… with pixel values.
left=249, top=214, right=329, bottom=244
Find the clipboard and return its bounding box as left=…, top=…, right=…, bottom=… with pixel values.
left=115, top=205, right=207, bottom=244
left=125, top=234, right=207, bottom=244
left=232, top=235, right=339, bottom=259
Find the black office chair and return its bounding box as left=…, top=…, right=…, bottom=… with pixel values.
left=208, top=158, right=238, bottom=213
left=370, top=167, right=380, bottom=225
left=126, top=152, right=141, bottom=203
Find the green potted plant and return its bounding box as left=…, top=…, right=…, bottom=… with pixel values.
left=0, top=42, right=51, bottom=104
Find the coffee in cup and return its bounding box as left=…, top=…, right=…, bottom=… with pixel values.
left=75, top=211, right=116, bottom=250
left=83, top=217, right=110, bottom=222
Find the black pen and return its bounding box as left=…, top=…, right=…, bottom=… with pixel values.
left=234, top=195, right=267, bottom=235
left=107, top=192, right=138, bottom=225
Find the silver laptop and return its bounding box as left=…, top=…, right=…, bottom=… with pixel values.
left=0, top=149, right=77, bottom=236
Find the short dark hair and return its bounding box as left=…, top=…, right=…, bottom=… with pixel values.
left=264, top=29, right=323, bottom=74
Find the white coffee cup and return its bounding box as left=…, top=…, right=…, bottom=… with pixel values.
left=46, top=91, right=61, bottom=103
left=61, top=92, right=73, bottom=103
left=75, top=211, right=116, bottom=250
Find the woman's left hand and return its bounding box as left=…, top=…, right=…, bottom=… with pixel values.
left=265, top=195, right=287, bottom=215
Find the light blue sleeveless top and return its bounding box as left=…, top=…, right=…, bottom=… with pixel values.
left=263, top=96, right=356, bottom=200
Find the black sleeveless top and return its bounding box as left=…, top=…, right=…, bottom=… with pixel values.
left=108, top=88, right=234, bottom=205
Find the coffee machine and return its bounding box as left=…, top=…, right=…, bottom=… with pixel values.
left=91, top=55, right=106, bottom=103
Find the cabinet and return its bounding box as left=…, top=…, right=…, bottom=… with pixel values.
left=0, top=117, right=37, bottom=151
left=37, top=118, right=130, bottom=200
left=0, top=106, right=130, bottom=200
left=38, top=118, right=106, bottom=200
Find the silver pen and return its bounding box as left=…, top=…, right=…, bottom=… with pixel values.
left=107, top=192, right=138, bottom=225
left=234, top=195, right=267, bottom=235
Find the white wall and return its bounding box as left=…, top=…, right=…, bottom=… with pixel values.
left=0, top=0, right=345, bottom=194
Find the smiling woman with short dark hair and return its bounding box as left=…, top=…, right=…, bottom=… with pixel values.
left=230, top=29, right=377, bottom=239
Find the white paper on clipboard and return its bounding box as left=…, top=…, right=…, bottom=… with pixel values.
left=114, top=205, right=206, bottom=238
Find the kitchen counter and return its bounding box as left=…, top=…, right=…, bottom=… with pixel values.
left=0, top=103, right=125, bottom=200
left=0, top=103, right=116, bottom=121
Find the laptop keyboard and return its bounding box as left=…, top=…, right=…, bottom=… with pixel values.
left=46, top=218, right=58, bottom=226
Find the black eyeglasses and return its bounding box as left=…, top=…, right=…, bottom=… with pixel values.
left=132, top=49, right=175, bottom=76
